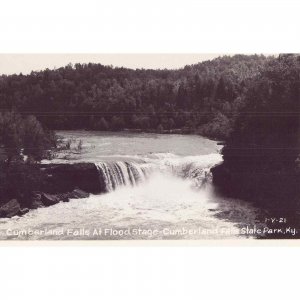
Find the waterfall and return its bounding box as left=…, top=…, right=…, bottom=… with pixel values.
left=95, top=161, right=149, bottom=192
left=94, top=153, right=222, bottom=192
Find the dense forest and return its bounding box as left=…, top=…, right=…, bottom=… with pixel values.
left=0, top=54, right=269, bottom=140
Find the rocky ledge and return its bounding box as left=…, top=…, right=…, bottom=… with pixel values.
left=0, top=189, right=89, bottom=218
left=0, top=163, right=102, bottom=219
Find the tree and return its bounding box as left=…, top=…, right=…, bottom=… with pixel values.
left=0, top=111, right=57, bottom=206
left=198, top=112, right=232, bottom=139
left=22, top=115, right=56, bottom=162
left=0, top=112, right=56, bottom=164
left=110, top=115, right=125, bottom=131
left=162, top=118, right=175, bottom=130
left=176, top=83, right=188, bottom=108
left=0, top=112, right=23, bottom=164
left=93, top=117, right=109, bottom=131
left=157, top=124, right=164, bottom=133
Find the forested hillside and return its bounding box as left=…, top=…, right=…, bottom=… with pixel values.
left=212, top=54, right=300, bottom=211
left=0, top=54, right=269, bottom=139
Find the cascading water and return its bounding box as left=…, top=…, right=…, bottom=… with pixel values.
left=93, top=153, right=222, bottom=192
left=95, top=161, right=150, bottom=192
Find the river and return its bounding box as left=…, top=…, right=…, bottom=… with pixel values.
left=0, top=131, right=265, bottom=240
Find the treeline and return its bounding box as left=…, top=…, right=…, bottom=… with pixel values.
left=0, top=54, right=269, bottom=139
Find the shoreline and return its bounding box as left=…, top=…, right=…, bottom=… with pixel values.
left=54, top=128, right=223, bottom=142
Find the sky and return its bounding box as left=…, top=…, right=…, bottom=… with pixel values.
left=0, top=54, right=223, bottom=75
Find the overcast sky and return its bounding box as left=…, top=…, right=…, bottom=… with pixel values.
left=0, top=54, right=224, bottom=75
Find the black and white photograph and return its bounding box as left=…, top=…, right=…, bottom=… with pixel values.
left=0, top=53, right=299, bottom=240
left=2, top=0, right=300, bottom=299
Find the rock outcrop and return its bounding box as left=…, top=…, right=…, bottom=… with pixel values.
left=41, top=163, right=101, bottom=194
left=0, top=188, right=91, bottom=219
left=0, top=199, right=21, bottom=218
left=0, top=162, right=99, bottom=219
left=41, top=193, right=60, bottom=206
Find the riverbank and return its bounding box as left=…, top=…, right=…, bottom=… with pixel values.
left=66, top=127, right=222, bottom=141
left=0, top=163, right=99, bottom=218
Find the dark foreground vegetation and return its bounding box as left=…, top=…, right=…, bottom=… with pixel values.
left=1, top=54, right=300, bottom=230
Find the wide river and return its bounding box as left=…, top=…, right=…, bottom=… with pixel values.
left=0, top=131, right=265, bottom=240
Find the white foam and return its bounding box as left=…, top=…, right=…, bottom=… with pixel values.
left=0, top=172, right=245, bottom=240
